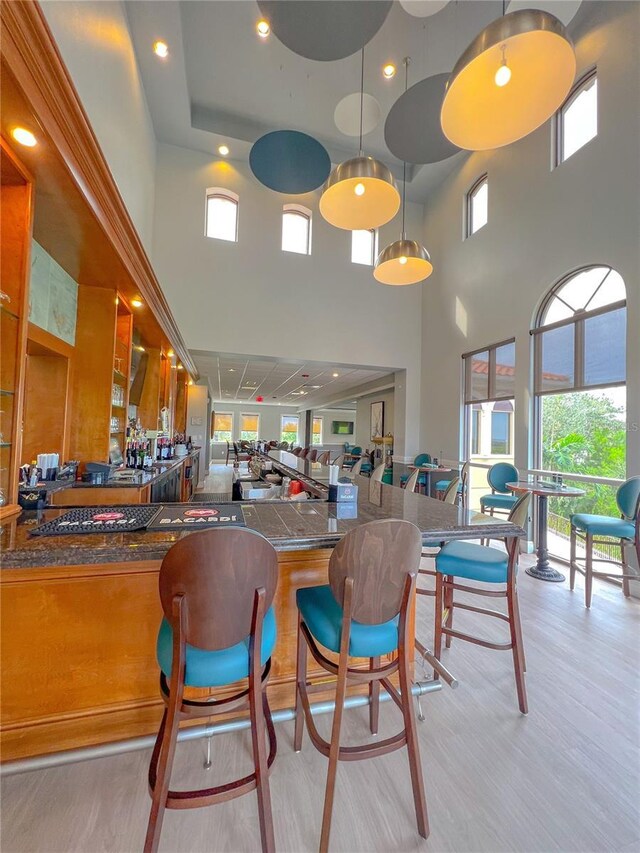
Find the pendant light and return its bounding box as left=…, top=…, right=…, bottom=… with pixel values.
left=374, top=60, right=433, bottom=286
left=441, top=6, right=576, bottom=151
left=320, top=49, right=400, bottom=230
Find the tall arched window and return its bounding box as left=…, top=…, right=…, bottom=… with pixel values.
left=282, top=204, right=312, bottom=255
left=205, top=188, right=239, bottom=242
left=555, top=69, right=597, bottom=166
left=532, top=265, right=627, bottom=478
left=465, top=174, right=488, bottom=237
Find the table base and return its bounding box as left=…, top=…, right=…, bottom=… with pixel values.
left=525, top=565, right=566, bottom=583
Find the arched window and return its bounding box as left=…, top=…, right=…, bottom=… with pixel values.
left=351, top=229, right=377, bottom=266
left=532, top=265, right=627, bottom=478
left=465, top=174, right=488, bottom=237
left=282, top=204, right=311, bottom=255
left=556, top=69, right=597, bottom=165
left=205, top=188, right=238, bottom=242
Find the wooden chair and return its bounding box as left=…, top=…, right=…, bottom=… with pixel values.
left=332, top=453, right=346, bottom=469
left=292, top=447, right=302, bottom=456
left=316, top=450, right=331, bottom=465
left=404, top=467, right=421, bottom=493
left=308, top=448, right=318, bottom=462
left=370, top=462, right=386, bottom=483
left=300, top=447, right=310, bottom=459
left=294, top=519, right=429, bottom=852
left=570, top=476, right=640, bottom=608
left=433, top=493, right=532, bottom=714
left=435, top=461, right=469, bottom=505
left=347, top=457, right=365, bottom=477
left=442, top=476, right=460, bottom=505
left=144, top=528, right=278, bottom=853
left=415, top=478, right=460, bottom=602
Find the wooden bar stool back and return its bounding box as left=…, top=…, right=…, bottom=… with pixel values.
left=434, top=493, right=532, bottom=713
left=144, top=527, right=279, bottom=853
left=294, top=519, right=428, bottom=852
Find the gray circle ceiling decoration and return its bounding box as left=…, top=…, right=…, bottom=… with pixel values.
left=384, top=73, right=460, bottom=164
left=256, top=1, right=393, bottom=61
left=399, top=0, right=449, bottom=18
left=249, top=130, right=331, bottom=194
left=334, top=93, right=381, bottom=137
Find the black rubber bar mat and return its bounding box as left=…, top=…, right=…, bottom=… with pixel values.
left=146, top=504, right=246, bottom=530
left=30, top=506, right=158, bottom=536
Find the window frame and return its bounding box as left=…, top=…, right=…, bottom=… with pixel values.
left=205, top=187, right=239, bottom=242
left=312, top=416, right=323, bottom=446
left=280, top=414, right=300, bottom=445
left=212, top=412, right=234, bottom=443
left=531, top=267, right=626, bottom=396
left=554, top=68, right=598, bottom=168
left=240, top=413, right=260, bottom=442
left=462, top=337, right=515, bottom=405
left=282, top=204, right=312, bottom=255
left=351, top=229, right=378, bottom=266
left=465, top=174, right=488, bottom=238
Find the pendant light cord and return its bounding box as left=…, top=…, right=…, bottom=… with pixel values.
left=358, top=47, right=364, bottom=156
left=401, top=57, right=410, bottom=239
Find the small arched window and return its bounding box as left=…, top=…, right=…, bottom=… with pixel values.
left=465, top=174, right=488, bottom=238
left=351, top=229, right=377, bottom=266
left=556, top=69, right=597, bottom=165
left=282, top=204, right=312, bottom=255
left=205, top=188, right=238, bottom=242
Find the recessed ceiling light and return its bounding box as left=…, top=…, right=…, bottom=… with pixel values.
left=332, top=372, right=339, bottom=378
left=256, top=19, right=270, bottom=38
left=153, top=41, right=169, bottom=59
left=383, top=63, right=396, bottom=79
left=12, top=127, right=37, bottom=147
left=218, top=144, right=229, bottom=157
left=131, top=298, right=143, bottom=308
left=228, top=368, right=235, bottom=372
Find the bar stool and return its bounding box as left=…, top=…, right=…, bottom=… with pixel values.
left=144, top=528, right=279, bottom=853
left=317, top=450, right=331, bottom=465
left=294, top=519, right=428, bottom=852
left=434, top=493, right=531, bottom=714
left=404, top=467, right=421, bottom=493
left=416, top=477, right=461, bottom=601
left=308, top=448, right=319, bottom=462
left=570, top=476, right=640, bottom=608
left=347, top=456, right=365, bottom=477
left=436, top=461, right=469, bottom=505
left=370, top=462, right=386, bottom=482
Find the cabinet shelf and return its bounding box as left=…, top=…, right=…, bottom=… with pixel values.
left=0, top=389, right=15, bottom=397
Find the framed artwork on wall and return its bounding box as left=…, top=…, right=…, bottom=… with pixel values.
left=370, top=401, right=384, bottom=440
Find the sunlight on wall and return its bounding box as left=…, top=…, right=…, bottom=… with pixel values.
left=455, top=296, right=468, bottom=337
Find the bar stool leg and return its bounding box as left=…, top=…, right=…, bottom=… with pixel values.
left=569, top=526, right=577, bottom=590
left=585, top=533, right=593, bottom=608
left=144, top=696, right=181, bottom=853
left=621, top=542, right=631, bottom=597
left=506, top=584, right=528, bottom=715
left=319, top=657, right=349, bottom=853
left=398, top=632, right=429, bottom=839
left=294, top=613, right=306, bottom=753
left=249, top=682, right=276, bottom=853
left=369, top=656, right=380, bottom=735
left=444, top=582, right=454, bottom=649
left=433, top=573, right=444, bottom=679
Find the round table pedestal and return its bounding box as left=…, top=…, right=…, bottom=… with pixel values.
left=524, top=493, right=566, bottom=582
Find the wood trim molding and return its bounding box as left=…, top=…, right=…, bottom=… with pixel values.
left=0, top=0, right=198, bottom=380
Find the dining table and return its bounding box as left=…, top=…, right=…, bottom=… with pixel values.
left=507, top=480, right=585, bottom=582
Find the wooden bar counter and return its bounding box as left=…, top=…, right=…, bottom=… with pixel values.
left=0, top=476, right=522, bottom=762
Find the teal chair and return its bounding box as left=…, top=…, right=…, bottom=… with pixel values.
left=434, top=493, right=531, bottom=714
left=294, top=520, right=429, bottom=850
left=570, top=476, right=640, bottom=608
left=436, top=461, right=469, bottom=507
left=146, top=528, right=278, bottom=853
left=480, top=462, right=519, bottom=517
left=343, top=445, right=362, bottom=469
left=400, top=453, right=433, bottom=491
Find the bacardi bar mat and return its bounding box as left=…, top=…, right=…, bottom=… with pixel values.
left=147, top=504, right=246, bottom=530
left=30, top=506, right=159, bottom=536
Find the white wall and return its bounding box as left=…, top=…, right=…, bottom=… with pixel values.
left=211, top=401, right=300, bottom=448
left=152, top=143, right=424, bottom=457
left=355, top=389, right=395, bottom=451
left=312, top=408, right=356, bottom=453
left=419, top=1, right=640, bottom=479
left=40, top=0, right=157, bottom=252
left=186, top=384, right=209, bottom=483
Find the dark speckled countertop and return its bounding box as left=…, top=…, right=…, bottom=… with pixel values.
left=0, top=474, right=524, bottom=569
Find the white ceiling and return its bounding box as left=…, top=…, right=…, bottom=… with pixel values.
left=191, top=350, right=394, bottom=408
left=124, top=0, right=519, bottom=200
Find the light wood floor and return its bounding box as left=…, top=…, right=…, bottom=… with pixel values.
left=2, top=516, right=639, bottom=851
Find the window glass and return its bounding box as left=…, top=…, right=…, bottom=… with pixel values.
left=206, top=193, right=238, bottom=241
left=240, top=414, right=259, bottom=441
left=540, top=325, right=575, bottom=392
left=282, top=209, right=311, bottom=254
left=491, top=410, right=511, bottom=455
left=561, top=74, right=597, bottom=163
left=312, top=417, right=323, bottom=445
left=469, top=351, right=489, bottom=401
left=213, top=413, right=232, bottom=442
left=351, top=230, right=376, bottom=265
left=468, top=177, right=488, bottom=236
left=584, top=307, right=626, bottom=386
left=471, top=407, right=481, bottom=455
left=281, top=415, right=299, bottom=445
left=494, top=342, right=516, bottom=400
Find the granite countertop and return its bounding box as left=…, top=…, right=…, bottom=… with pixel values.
left=0, top=474, right=524, bottom=569
left=19, top=449, right=200, bottom=493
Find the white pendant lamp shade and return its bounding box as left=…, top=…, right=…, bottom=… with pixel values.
left=319, top=155, right=400, bottom=230
left=441, top=9, right=576, bottom=150
left=374, top=238, right=433, bottom=285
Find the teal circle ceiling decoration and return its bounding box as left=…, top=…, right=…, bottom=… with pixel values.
left=249, top=130, right=331, bottom=194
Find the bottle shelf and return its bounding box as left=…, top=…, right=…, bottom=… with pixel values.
left=0, top=389, right=15, bottom=397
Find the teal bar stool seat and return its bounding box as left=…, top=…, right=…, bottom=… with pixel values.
left=294, top=519, right=430, bottom=851
left=570, top=476, right=640, bottom=608
left=480, top=462, right=519, bottom=518
left=145, top=527, right=279, bottom=853
left=434, top=493, right=531, bottom=714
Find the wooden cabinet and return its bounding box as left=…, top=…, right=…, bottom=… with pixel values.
left=0, top=139, right=33, bottom=517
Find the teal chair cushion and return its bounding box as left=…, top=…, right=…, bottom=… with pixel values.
left=571, top=514, right=636, bottom=540
left=436, top=541, right=509, bottom=584
left=360, top=462, right=373, bottom=474
left=480, top=493, right=519, bottom=510
left=297, top=585, right=398, bottom=658
left=157, top=606, right=277, bottom=688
